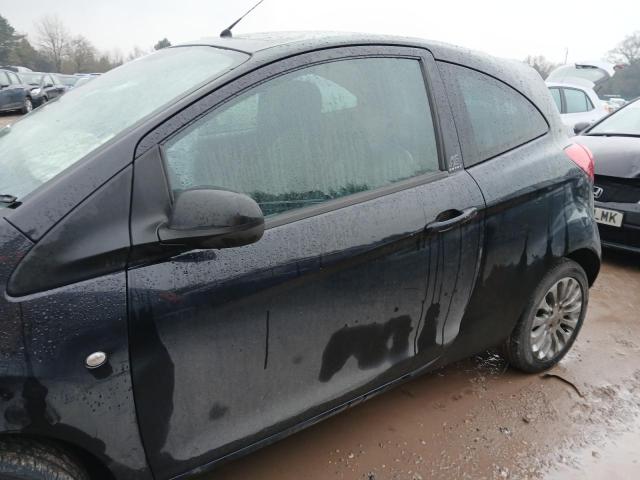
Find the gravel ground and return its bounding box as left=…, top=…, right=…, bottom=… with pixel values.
left=205, top=250, right=640, bottom=480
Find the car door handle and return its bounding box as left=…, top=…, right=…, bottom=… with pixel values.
left=426, top=207, right=478, bottom=234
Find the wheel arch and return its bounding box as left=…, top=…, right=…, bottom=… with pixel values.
left=566, top=247, right=600, bottom=286
left=0, top=433, right=116, bottom=480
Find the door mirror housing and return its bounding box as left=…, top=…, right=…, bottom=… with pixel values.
left=158, top=188, right=265, bottom=249
left=573, top=122, right=591, bottom=135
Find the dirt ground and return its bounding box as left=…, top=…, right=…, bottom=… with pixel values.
left=0, top=113, right=21, bottom=128
left=207, top=250, right=640, bottom=480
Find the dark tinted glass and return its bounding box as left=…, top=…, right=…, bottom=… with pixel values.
left=440, top=62, right=548, bottom=166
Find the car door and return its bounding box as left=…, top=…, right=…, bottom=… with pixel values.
left=0, top=72, right=12, bottom=111
left=562, top=87, right=599, bottom=126
left=6, top=72, right=24, bottom=108
left=43, top=74, right=58, bottom=99
left=50, top=74, right=66, bottom=97
left=127, top=46, right=484, bottom=479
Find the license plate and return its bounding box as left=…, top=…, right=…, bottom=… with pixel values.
left=594, top=207, right=624, bottom=227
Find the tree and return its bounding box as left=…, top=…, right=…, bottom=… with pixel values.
left=154, top=38, right=171, bottom=50
left=8, top=37, right=51, bottom=71
left=524, top=55, right=558, bottom=79
left=0, top=15, right=22, bottom=64
left=68, top=36, right=97, bottom=73
left=35, top=15, right=70, bottom=72
left=608, top=31, right=640, bottom=65
left=126, top=45, right=149, bottom=62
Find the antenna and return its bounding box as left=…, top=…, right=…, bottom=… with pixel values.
left=220, top=0, right=265, bottom=38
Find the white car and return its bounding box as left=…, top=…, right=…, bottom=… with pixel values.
left=546, top=61, right=620, bottom=134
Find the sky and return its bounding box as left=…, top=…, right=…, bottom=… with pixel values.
left=2, top=0, right=639, bottom=64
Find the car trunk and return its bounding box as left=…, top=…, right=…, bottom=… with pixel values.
left=548, top=61, right=620, bottom=94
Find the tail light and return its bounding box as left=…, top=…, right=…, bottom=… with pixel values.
left=565, top=143, right=594, bottom=182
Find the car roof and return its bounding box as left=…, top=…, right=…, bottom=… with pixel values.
left=178, top=31, right=502, bottom=61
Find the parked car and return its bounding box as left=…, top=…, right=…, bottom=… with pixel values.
left=0, top=33, right=600, bottom=480
left=547, top=79, right=610, bottom=133
left=18, top=72, right=66, bottom=106
left=0, top=68, right=33, bottom=114
left=72, top=76, right=94, bottom=89
left=547, top=61, right=622, bottom=132
left=58, top=73, right=82, bottom=90
left=573, top=98, right=640, bottom=253
left=0, top=65, right=33, bottom=73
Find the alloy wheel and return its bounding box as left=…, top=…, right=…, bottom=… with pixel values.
left=530, top=277, right=583, bottom=361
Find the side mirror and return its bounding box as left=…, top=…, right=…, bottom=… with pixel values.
left=44, top=83, right=54, bottom=88
left=158, top=188, right=264, bottom=249
left=573, top=122, right=591, bottom=135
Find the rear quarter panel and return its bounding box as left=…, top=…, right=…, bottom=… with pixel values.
left=431, top=54, right=600, bottom=362
left=448, top=136, right=600, bottom=359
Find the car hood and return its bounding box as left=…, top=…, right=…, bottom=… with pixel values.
left=573, top=135, right=640, bottom=178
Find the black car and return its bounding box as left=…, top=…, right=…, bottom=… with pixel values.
left=0, top=69, right=33, bottom=114
left=18, top=72, right=66, bottom=107
left=573, top=98, right=640, bottom=253
left=0, top=33, right=600, bottom=480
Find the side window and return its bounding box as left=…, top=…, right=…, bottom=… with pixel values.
left=163, top=57, right=440, bottom=217
left=297, top=74, right=358, bottom=113
left=10, top=73, right=21, bottom=84
left=549, top=88, right=562, bottom=112
left=564, top=88, right=592, bottom=113
left=0, top=72, right=9, bottom=86
left=439, top=62, right=548, bottom=167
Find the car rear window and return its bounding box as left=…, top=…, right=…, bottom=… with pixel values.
left=439, top=62, right=548, bottom=167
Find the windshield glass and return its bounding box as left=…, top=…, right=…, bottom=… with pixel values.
left=20, top=72, right=44, bottom=85
left=59, top=76, right=78, bottom=87
left=0, top=46, right=247, bottom=201
left=589, top=100, right=640, bottom=136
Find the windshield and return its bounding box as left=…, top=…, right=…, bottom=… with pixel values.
left=589, top=100, right=640, bottom=136
left=59, top=76, right=78, bottom=87
left=0, top=46, right=247, bottom=201
left=20, top=72, right=44, bottom=85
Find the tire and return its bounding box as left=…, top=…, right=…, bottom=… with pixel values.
left=21, top=97, right=33, bottom=114
left=0, top=437, right=90, bottom=480
left=504, top=259, right=589, bottom=373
